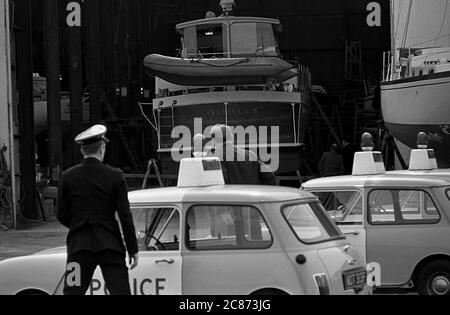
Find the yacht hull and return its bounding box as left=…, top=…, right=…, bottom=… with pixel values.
left=381, top=71, right=450, bottom=167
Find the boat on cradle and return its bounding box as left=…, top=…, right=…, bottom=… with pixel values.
left=381, top=0, right=450, bottom=167
left=142, top=0, right=312, bottom=176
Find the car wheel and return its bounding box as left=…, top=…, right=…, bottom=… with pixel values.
left=16, top=289, right=48, bottom=296
left=251, top=289, right=289, bottom=296
left=418, top=260, right=450, bottom=296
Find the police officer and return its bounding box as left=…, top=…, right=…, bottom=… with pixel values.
left=57, top=125, right=139, bottom=295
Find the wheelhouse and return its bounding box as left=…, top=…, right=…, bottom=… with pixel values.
left=176, top=17, right=282, bottom=59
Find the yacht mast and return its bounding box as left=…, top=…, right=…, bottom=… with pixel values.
left=390, top=0, right=397, bottom=77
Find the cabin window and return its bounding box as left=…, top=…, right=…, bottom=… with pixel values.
left=183, top=24, right=228, bottom=58
left=368, top=190, right=441, bottom=225
left=230, top=22, right=278, bottom=57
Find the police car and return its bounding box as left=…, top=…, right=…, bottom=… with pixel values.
left=302, top=134, right=450, bottom=295
left=0, top=157, right=369, bottom=295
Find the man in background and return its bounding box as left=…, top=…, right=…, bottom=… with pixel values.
left=319, top=144, right=344, bottom=177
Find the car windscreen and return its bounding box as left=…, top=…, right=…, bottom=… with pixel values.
left=282, top=202, right=344, bottom=244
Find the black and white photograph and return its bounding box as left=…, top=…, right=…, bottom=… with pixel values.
left=0, top=0, right=449, bottom=301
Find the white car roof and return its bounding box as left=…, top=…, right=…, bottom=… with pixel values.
left=303, top=174, right=450, bottom=190
left=129, top=185, right=316, bottom=205
left=389, top=169, right=450, bottom=177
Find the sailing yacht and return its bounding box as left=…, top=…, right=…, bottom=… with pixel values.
left=381, top=0, right=450, bottom=167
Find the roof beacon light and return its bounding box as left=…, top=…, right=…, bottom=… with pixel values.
left=409, top=132, right=438, bottom=171
left=352, top=133, right=386, bottom=176
left=361, top=132, right=375, bottom=152
left=416, top=132, right=429, bottom=149
left=178, top=157, right=225, bottom=188
left=220, top=0, right=235, bottom=16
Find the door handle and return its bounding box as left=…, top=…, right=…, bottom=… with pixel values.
left=155, top=259, right=175, bottom=265
left=344, top=231, right=360, bottom=236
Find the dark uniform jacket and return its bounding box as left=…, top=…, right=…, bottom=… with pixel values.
left=217, top=146, right=277, bottom=186
left=57, top=158, right=139, bottom=257
left=319, top=152, right=344, bottom=177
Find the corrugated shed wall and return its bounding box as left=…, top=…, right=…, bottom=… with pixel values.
left=393, top=0, right=450, bottom=48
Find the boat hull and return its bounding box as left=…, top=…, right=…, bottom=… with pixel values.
left=144, top=54, right=295, bottom=86
left=381, top=71, right=450, bottom=167
left=154, top=92, right=310, bottom=175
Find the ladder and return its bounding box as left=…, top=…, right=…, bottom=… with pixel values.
left=345, top=41, right=363, bottom=82
left=142, top=159, right=164, bottom=189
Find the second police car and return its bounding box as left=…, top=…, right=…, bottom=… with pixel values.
left=0, top=157, right=370, bottom=295
left=303, top=133, right=450, bottom=295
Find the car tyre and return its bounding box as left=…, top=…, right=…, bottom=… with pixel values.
left=16, top=289, right=49, bottom=296
left=417, top=260, right=450, bottom=296
left=251, top=289, right=289, bottom=296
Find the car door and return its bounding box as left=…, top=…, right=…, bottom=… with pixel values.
left=365, top=189, right=442, bottom=286
left=89, top=207, right=183, bottom=295
left=313, top=190, right=367, bottom=264
left=181, top=204, right=299, bottom=295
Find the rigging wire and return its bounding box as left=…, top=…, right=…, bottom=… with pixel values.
left=401, top=0, right=413, bottom=48
left=409, top=33, right=450, bottom=48
left=438, top=0, right=449, bottom=38
left=139, top=103, right=158, bottom=132
left=394, top=0, right=404, bottom=41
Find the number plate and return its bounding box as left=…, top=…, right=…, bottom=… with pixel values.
left=343, top=269, right=367, bottom=290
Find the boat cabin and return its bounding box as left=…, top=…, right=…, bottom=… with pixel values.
left=400, top=47, right=450, bottom=78
left=176, top=16, right=282, bottom=59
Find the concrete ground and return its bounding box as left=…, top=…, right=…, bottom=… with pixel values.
left=0, top=219, right=67, bottom=262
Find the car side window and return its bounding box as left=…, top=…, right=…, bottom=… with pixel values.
left=313, top=191, right=364, bottom=225
left=368, top=190, right=440, bottom=225
left=133, top=208, right=180, bottom=252
left=186, top=205, right=272, bottom=251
